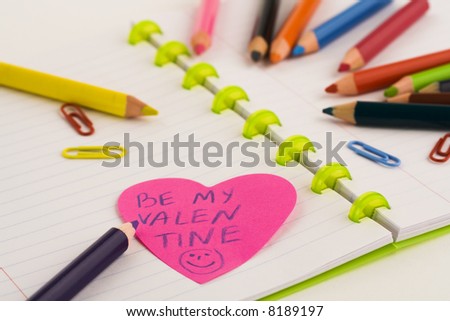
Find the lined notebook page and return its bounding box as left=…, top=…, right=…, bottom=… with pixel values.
left=160, top=0, right=450, bottom=242
left=0, top=28, right=392, bottom=300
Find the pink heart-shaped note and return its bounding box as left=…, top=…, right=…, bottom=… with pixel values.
left=117, top=174, right=297, bottom=284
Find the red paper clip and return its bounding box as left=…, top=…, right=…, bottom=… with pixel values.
left=60, top=104, right=95, bottom=136
left=429, top=133, right=450, bottom=163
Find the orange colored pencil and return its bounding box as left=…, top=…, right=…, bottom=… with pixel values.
left=269, top=0, right=321, bottom=64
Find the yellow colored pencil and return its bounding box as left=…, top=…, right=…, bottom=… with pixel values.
left=0, top=62, right=157, bottom=118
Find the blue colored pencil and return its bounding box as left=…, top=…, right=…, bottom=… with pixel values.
left=292, top=0, right=392, bottom=57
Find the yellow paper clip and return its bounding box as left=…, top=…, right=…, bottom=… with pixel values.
left=62, top=146, right=126, bottom=159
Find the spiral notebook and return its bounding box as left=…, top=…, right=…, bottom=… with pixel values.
left=1, top=2, right=449, bottom=301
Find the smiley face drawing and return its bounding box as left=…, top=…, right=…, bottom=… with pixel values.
left=179, top=249, right=224, bottom=275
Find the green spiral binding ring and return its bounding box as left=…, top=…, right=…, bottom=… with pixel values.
left=182, top=63, right=219, bottom=89
left=348, top=191, right=391, bottom=223
left=311, top=163, right=352, bottom=194
left=276, top=135, right=315, bottom=166
left=242, top=110, right=281, bottom=139
left=128, top=20, right=162, bottom=45
left=154, top=41, right=191, bottom=67
left=211, top=86, right=250, bottom=114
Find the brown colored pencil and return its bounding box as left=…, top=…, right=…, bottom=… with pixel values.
left=325, top=49, right=450, bottom=95
left=387, top=93, right=450, bottom=105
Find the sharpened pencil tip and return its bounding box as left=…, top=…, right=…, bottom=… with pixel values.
left=142, top=105, right=158, bottom=116
left=131, top=220, right=139, bottom=230
left=292, top=46, right=305, bottom=57
left=194, top=44, right=206, bottom=55
left=384, top=86, right=398, bottom=97
left=325, top=84, right=337, bottom=94
left=120, top=222, right=136, bottom=242
left=322, top=107, right=334, bottom=116
left=338, top=63, right=350, bottom=72
left=250, top=51, right=262, bottom=62
left=270, top=53, right=282, bottom=64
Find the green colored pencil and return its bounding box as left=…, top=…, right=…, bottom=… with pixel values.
left=385, top=63, right=450, bottom=97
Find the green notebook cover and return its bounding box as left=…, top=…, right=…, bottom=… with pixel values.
left=261, top=224, right=450, bottom=300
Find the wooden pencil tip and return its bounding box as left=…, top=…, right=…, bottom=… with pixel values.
left=386, top=94, right=409, bottom=103
left=250, top=51, right=262, bottom=62
left=270, top=53, right=282, bottom=64
left=325, top=84, right=337, bottom=94
left=194, top=44, right=206, bottom=55
left=338, top=63, right=350, bottom=72
left=419, top=83, right=438, bottom=93
left=142, top=105, right=158, bottom=116
left=120, top=222, right=136, bottom=242
left=384, top=87, right=398, bottom=97
left=322, top=107, right=334, bottom=116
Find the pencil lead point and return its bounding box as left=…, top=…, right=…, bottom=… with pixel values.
left=325, top=84, right=337, bottom=94
left=322, top=107, right=334, bottom=116
left=250, top=51, right=262, bottom=62
left=131, top=220, right=139, bottom=230
left=338, top=63, right=350, bottom=72
left=384, top=87, right=398, bottom=97
left=292, top=46, right=305, bottom=57
left=194, top=44, right=206, bottom=55
left=142, top=105, right=158, bottom=116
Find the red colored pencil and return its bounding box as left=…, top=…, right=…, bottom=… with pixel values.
left=339, top=0, right=429, bottom=72
left=326, top=49, right=450, bottom=96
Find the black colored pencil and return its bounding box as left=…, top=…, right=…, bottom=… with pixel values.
left=323, top=101, right=450, bottom=128
left=248, top=0, right=280, bottom=62
left=28, top=222, right=136, bottom=301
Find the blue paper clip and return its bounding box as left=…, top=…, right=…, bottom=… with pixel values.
left=347, top=141, right=401, bottom=167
